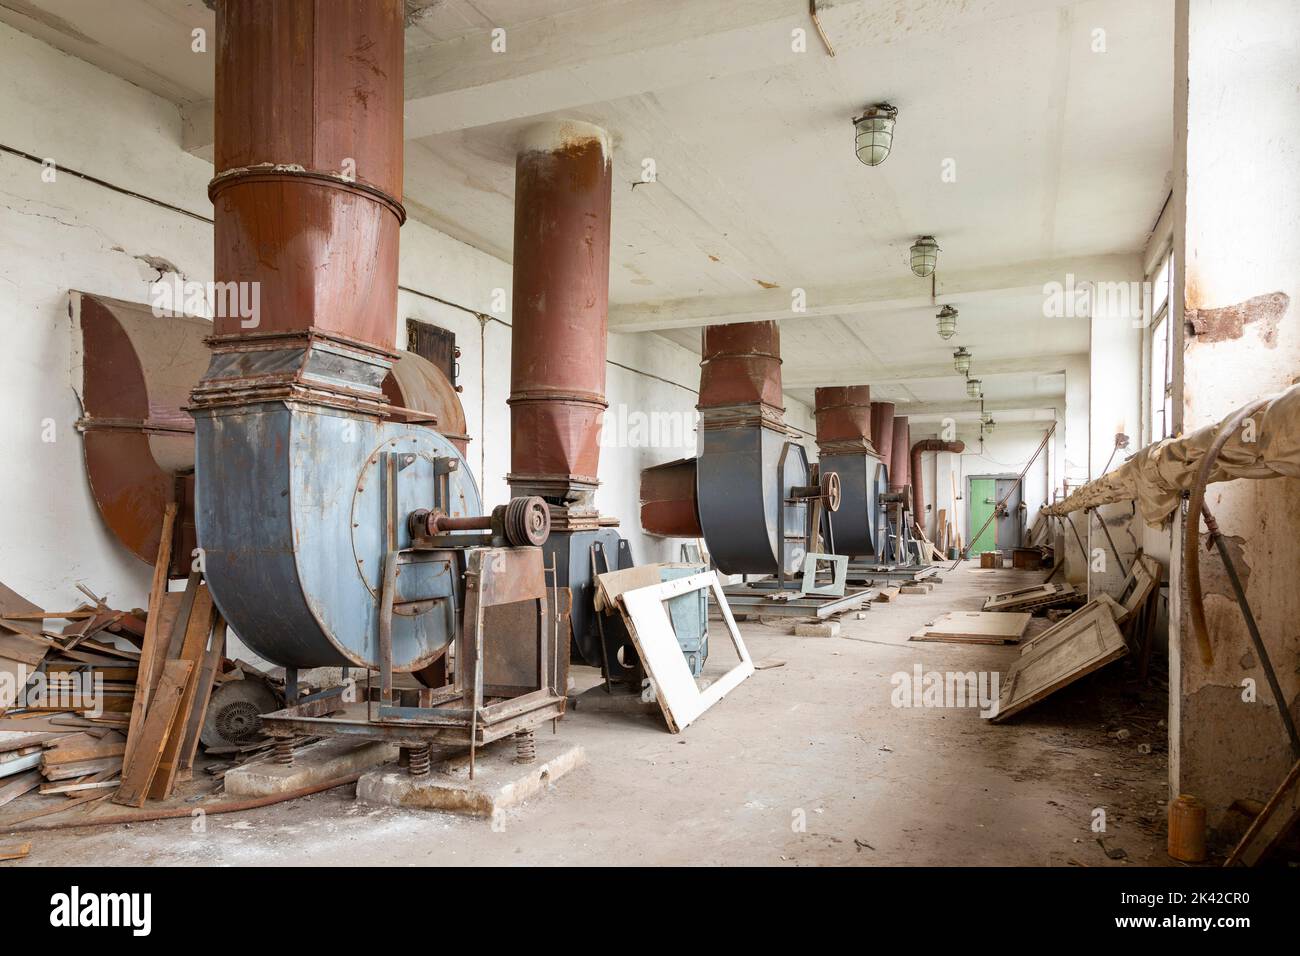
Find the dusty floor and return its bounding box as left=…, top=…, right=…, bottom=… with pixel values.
left=3, top=562, right=1171, bottom=866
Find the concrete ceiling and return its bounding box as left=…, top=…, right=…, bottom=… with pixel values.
left=0, top=0, right=1175, bottom=427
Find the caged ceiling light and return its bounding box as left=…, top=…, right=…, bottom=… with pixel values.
left=936, top=305, right=958, bottom=340
left=909, top=236, right=940, bottom=277
left=966, top=377, right=982, bottom=399
left=983, top=416, right=997, bottom=434
left=853, top=103, right=898, bottom=167
left=953, top=346, right=971, bottom=375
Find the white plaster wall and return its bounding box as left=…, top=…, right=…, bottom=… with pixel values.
left=912, top=424, right=1053, bottom=552
left=1170, top=0, right=1300, bottom=832
left=0, top=22, right=213, bottom=612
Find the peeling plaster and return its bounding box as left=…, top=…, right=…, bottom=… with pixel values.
left=1186, top=291, right=1289, bottom=348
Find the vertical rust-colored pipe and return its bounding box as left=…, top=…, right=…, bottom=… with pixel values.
left=814, top=386, right=875, bottom=452
left=871, top=402, right=897, bottom=472
left=699, top=321, right=784, bottom=411
left=889, top=415, right=911, bottom=492
left=910, top=439, right=966, bottom=518
left=508, top=121, right=613, bottom=504
left=210, top=0, right=405, bottom=351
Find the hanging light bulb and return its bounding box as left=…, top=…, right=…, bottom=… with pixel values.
left=909, top=236, right=940, bottom=277
left=853, top=103, right=898, bottom=167
left=983, top=416, right=997, bottom=434
left=953, top=346, right=971, bottom=375
left=936, top=305, right=958, bottom=340
left=966, top=377, right=982, bottom=399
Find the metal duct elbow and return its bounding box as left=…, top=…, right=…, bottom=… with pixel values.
left=910, top=439, right=966, bottom=518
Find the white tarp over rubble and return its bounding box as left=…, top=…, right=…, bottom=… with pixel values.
left=1043, top=384, right=1300, bottom=527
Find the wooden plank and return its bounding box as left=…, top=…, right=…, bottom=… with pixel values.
left=992, top=599, right=1128, bottom=722
left=0, top=769, right=41, bottom=808
left=41, top=731, right=125, bottom=766
left=0, top=841, right=31, bottom=862
left=1226, top=758, right=1300, bottom=866
left=43, top=756, right=122, bottom=781
left=177, top=615, right=226, bottom=776
left=983, top=582, right=1077, bottom=613
left=618, top=572, right=753, bottom=733
left=910, top=611, right=1031, bottom=645
left=148, top=585, right=214, bottom=800
left=113, top=658, right=192, bottom=807
left=40, top=777, right=121, bottom=796
left=121, top=502, right=178, bottom=771
left=0, top=630, right=50, bottom=667
left=0, top=730, right=60, bottom=754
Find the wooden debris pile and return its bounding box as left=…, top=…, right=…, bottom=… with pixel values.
left=2, top=507, right=284, bottom=824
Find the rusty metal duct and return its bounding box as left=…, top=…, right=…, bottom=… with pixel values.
left=639, top=321, right=813, bottom=577
left=814, top=386, right=875, bottom=452
left=382, top=352, right=471, bottom=457
left=889, top=415, right=912, bottom=494
left=639, top=457, right=703, bottom=538
left=508, top=121, right=613, bottom=514
left=190, top=0, right=486, bottom=672
left=911, top=439, right=965, bottom=520
left=815, top=386, right=888, bottom=559
left=506, top=121, right=639, bottom=678
left=870, top=402, right=897, bottom=471
left=72, top=293, right=207, bottom=576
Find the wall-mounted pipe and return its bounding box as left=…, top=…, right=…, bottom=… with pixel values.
left=911, top=439, right=966, bottom=520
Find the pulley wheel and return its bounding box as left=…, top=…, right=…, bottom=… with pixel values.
left=821, top=470, right=842, bottom=513
left=504, top=495, right=551, bottom=547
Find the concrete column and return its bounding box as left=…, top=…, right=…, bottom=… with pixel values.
left=1170, top=0, right=1300, bottom=841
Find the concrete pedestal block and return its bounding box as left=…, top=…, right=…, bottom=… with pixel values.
left=223, top=739, right=398, bottom=797
left=356, top=737, right=585, bottom=816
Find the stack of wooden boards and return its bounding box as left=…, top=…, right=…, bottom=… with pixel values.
left=910, top=611, right=1031, bottom=645
left=1, top=503, right=235, bottom=818
left=1, top=582, right=149, bottom=807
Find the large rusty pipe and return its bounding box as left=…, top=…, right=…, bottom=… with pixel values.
left=910, top=439, right=966, bottom=519
left=814, top=385, right=876, bottom=453
left=508, top=121, right=613, bottom=502
left=870, top=402, right=897, bottom=469
left=888, top=415, right=911, bottom=493
left=699, top=321, right=784, bottom=410
left=211, top=0, right=405, bottom=351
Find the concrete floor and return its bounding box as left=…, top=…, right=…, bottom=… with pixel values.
left=3, top=562, right=1171, bottom=866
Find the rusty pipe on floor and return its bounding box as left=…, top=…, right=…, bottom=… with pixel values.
left=911, top=439, right=965, bottom=519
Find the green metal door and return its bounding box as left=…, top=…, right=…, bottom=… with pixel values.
left=969, top=478, right=997, bottom=554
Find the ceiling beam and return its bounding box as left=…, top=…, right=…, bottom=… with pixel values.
left=181, top=0, right=1082, bottom=154
left=612, top=254, right=1141, bottom=332
left=779, top=352, right=1083, bottom=389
